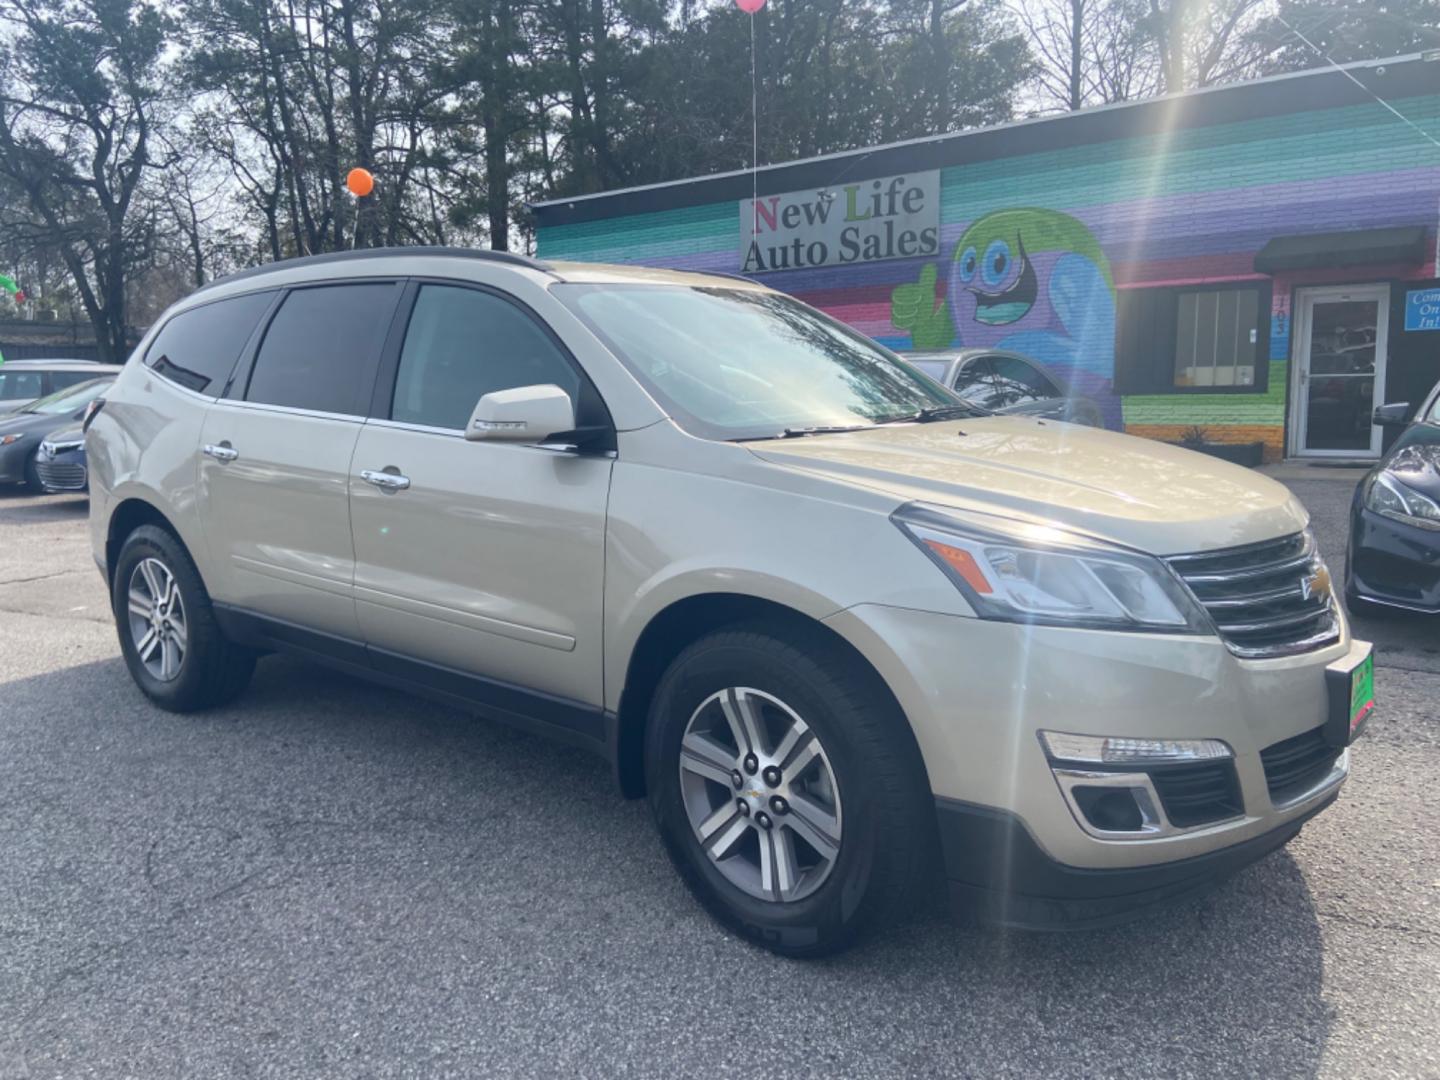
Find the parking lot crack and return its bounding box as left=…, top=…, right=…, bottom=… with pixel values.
left=0, top=603, right=108, bottom=624
left=1315, top=906, right=1440, bottom=943
left=13, top=863, right=284, bottom=1029
left=0, top=569, right=80, bottom=586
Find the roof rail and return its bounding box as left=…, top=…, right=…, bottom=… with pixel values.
left=194, top=245, right=553, bottom=295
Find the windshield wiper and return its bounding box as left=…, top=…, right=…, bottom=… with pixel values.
left=736, top=409, right=980, bottom=442
left=874, top=404, right=985, bottom=425
left=778, top=425, right=871, bottom=438
left=731, top=424, right=870, bottom=442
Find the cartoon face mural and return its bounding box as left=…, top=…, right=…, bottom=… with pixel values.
left=891, top=207, right=1120, bottom=427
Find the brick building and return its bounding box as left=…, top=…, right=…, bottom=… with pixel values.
left=532, top=53, right=1440, bottom=463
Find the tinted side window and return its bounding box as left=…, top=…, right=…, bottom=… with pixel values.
left=0, top=370, right=44, bottom=401
left=146, top=292, right=273, bottom=396
left=391, top=285, right=580, bottom=430
left=987, top=355, right=1056, bottom=405
left=47, top=371, right=99, bottom=392
left=952, top=357, right=996, bottom=404
left=247, top=284, right=397, bottom=415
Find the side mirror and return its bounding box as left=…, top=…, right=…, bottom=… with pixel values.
left=465, top=383, right=574, bottom=443
left=1372, top=402, right=1411, bottom=428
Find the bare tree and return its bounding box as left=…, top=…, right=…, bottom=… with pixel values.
left=0, top=0, right=173, bottom=361
left=1015, top=0, right=1158, bottom=110
left=1017, top=0, right=1090, bottom=109
left=1088, top=0, right=1161, bottom=102
left=1145, top=0, right=1269, bottom=94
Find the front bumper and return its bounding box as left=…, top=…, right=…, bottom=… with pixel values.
left=1347, top=505, right=1440, bottom=614
left=35, top=450, right=88, bottom=493
left=0, top=438, right=36, bottom=483
left=824, top=603, right=1360, bottom=897
left=936, top=792, right=1336, bottom=929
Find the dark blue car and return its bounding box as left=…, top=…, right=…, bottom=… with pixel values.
left=34, top=421, right=89, bottom=494
left=1346, top=379, right=1440, bottom=615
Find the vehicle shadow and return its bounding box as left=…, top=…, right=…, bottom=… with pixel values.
left=1, top=653, right=1331, bottom=1078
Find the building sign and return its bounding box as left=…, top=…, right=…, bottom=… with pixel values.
left=1405, top=288, right=1440, bottom=331
left=740, top=171, right=940, bottom=273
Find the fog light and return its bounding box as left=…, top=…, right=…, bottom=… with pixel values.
left=1071, top=785, right=1144, bottom=832
left=1040, top=731, right=1232, bottom=765
left=1051, top=768, right=1165, bottom=837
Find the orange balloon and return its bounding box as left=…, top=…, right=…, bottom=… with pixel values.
left=346, top=167, right=374, bottom=197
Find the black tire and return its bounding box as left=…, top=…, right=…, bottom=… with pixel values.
left=111, top=524, right=257, bottom=711
left=645, top=621, right=935, bottom=957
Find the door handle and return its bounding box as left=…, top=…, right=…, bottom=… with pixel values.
left=360, top=468, right=410, bottom=492
left=203, top=443, right=238, bottom=463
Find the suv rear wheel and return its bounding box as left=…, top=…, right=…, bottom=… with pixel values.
left=112, top=525, right=256, bottom=711
left=645, top=623, right=934, bottom=956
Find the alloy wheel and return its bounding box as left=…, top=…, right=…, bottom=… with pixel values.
left=678, top=687, right=844, bottom=903
left=127, top=557, right=187, bottom=682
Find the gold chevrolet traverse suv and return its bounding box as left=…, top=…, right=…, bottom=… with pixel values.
left=88, top=248, right=1374, bottom=955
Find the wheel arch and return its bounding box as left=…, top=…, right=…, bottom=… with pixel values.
left=104, top=496, right=190, bottom=587
left=611, top=592, right=929, bottom=800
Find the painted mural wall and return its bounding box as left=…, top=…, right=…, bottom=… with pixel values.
left=537, top=94, right=1440, bottom=460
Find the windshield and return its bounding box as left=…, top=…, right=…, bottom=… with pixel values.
left=23, top=378, right=111, bottom=415
left=554, top=284, right=965, bottom=440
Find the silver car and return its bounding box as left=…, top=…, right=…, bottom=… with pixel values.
left=87, top=248, right=1370, bottom=956
left=905, top=348, right=1104, bottom=426
left=0, top=358, right=120, bottom=413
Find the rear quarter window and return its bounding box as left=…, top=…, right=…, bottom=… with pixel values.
left=146, top=291, right=274, bottom=396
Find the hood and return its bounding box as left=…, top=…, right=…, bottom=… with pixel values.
left=0, top=410, right=81, bottom=439
left=0, top=408, right=63, bottom=434
left=1380, top=420, right=1440, bottom=501
left=41, top=423, right=85, bottom=446
left=40, top=423, right=85, bottom=452
left=748, top=416, right=1306, bottom=556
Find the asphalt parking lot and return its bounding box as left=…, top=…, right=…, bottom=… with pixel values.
left=2, top=474, right=1438, bottom=1080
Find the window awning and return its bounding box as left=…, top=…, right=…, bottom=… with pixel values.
left=1254, top=226, right=1427, bottom=273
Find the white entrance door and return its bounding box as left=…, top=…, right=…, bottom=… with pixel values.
left=1289, top=284, right=1390, bottom=458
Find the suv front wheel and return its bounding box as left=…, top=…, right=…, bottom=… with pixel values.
left=112, top=524, right=256, bottom=711
left=645, top=623, right=934, bottom=956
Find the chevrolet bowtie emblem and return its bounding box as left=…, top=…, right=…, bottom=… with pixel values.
left=1300, top=565, right=1331, bottom=601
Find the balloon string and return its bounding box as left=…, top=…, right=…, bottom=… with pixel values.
left=750, top=11, right=757, bottom=238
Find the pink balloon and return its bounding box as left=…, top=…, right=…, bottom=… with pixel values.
left=735, top=0, right=765, bottom=12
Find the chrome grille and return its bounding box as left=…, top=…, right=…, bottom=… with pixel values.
left=1167, top=532, right=1339, bottom=659
left=35, top=460, right=87, bottom=492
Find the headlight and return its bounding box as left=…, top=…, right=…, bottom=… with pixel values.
left=1365, top=472, right=1440, bottom=530
left=0, top=434, right=19, bottom=446
left=892, top=503, right=1210, bottom=633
